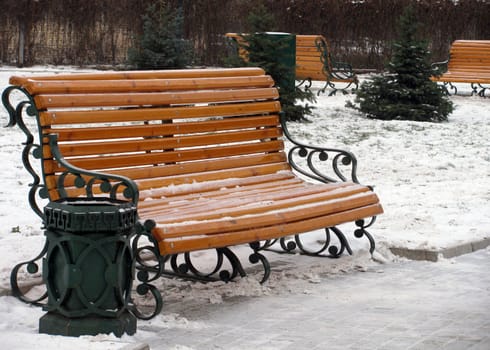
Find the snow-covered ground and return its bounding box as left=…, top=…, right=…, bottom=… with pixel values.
left=0, top=66, right=488, bottom=349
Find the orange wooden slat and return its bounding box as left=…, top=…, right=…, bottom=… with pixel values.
left=151, top=191, right=379, bottom=240
left=44, top=139, right=285, bottom=173
left=155, top=204, right=384, bottom=255
left=135, top=163, right=290, bottom=193
left=24, top=75, right=275, bottom=94
left=114, top=153, right=288, bottom=183
left=39, top=101, right=281, bottom=126
left=137, top=177, right=305, bottom=209
left=34, top=88, right=280, bottom=109
left=9, top=67, right=266, bottom=85
left=54, top=128, right=283, bottom=157
left=143, top=182, right=369, bottom=224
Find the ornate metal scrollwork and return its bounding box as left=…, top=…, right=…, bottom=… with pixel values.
left=279, top=112, right=378, bottom=256
left=3, top=86, right=47, bottom=217
left=159, top=244, right=271, bottom=284
left=256, top=223, right=375, bottom=260
left=10, top=240, right=49, bottom=306
left=48, top=134, right=139, bottom=204
left=130, top=220, right=164, bottom=320
left=296, top=78, right=312, bottom=91
left=280, top=112, right=359, bottom=184
left=472, top=83, right=488, bottom=97
left=354, top=217, right=377, bottom=254
left=315, top=37, right=358, bottom=96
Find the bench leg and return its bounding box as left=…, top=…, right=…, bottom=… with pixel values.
left=472, top=83, right=489, bottom=97
left=130, top=221, right=164, bottom=320
left=167, top=247, right=247, bottom=282
left=440, top=82, right=457, bottom=95
left=259, top=219, right=377, bottom=258
left=318, top=80, right=358, bottom=96
left=10, top=238, right=49, bottom=306
left=162, top=245, right=272, bottom=284
left=296, top=78, right=312, bottom=91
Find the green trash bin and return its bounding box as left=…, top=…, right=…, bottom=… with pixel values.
left=258, top=32, right=296, bottom=92
left=39, top=197, right=137, bottom=337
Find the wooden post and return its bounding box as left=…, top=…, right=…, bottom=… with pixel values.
left=17, top=18, right=25, bottom=67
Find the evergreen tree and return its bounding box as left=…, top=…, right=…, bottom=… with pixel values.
left=128, top=1, right=193, bottom=70
left=348, top=6, right=453, bottom=122
left=230, top=5, right=316, bottom=122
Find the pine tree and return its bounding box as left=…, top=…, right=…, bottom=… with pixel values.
left=230, top=5, right=316, bottom=122
left=349, top=6, right=453, bottom=122
left=128, top=1, right=193, bottom=70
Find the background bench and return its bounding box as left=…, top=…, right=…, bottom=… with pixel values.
left=295, top=35, right=358, bottom=95
left=431, top=40, right=490, bottom=96
left=3, top=67, right=382, bottom=319
left=225, top=33, right=358, bottom=95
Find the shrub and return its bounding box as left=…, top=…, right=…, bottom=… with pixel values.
left=128, top=1, right=194, bottom=69
left=348, top=6, right=453, bottom=122
left=229, top=5, right=316, bottom=122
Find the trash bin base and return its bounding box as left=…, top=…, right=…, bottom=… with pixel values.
left=39, top=311, right=137, bottom=337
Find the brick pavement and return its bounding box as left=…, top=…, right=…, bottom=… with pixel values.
left=133, top=248, right=490, bottom=350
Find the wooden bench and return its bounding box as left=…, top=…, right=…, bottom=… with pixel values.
left=3, top=67, right=383, bottom=319
left=295, top=35, right=358, bottom=95
left=225, top=33, right=358, bottom=95
left=431, top=40, right=490, bottom=96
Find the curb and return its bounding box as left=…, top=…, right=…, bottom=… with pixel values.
left=120, top=343, right=151, bottom=350
left=390, top=237, right=490, bottom=262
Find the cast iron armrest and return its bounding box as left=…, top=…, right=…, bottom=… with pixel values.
left=279, top=112, right=360, bottom=184
left=48, top=133, right=140, bottom=204
left=431, top=60, right=449, bottom=76
left=331, top=60, right=357, bottom=80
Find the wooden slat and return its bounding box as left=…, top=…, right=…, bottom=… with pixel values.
left=137, top=168, right=294, bottom=197
left=155, top=204, right=384, bottom=255
left=39, top=101, right=281, bottom=126
left=53, top=128, right=282, bottom=157
left=9, top=67, right=266, bottom=85
left=137, top=177, right=305, bottom=209
left=44, top=139, right=284, bottom=173
left=135, top=163, right=290, bottom=193
left=143, top=182, right=370, bottom=223
left=44, top=153, right=289, bottom=192
left=34, top=88, right=279, bottom=109
left=24, top=76, right=275, bottom=94
left=151, top=191, right=379, bottom=240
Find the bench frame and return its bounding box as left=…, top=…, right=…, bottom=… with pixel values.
left=3, top=69, right=380, bottom=319
left=295, top=35, right=358, bottom=96
left=431, top=40, right=490, bottom=97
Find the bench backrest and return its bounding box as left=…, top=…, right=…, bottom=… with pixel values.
left=295, top=35, right=332, bottom=81
left=447, top=40, right=490, bottom=73
left=11, top=68, right=286, bottom=203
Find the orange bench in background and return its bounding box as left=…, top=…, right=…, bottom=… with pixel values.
left=431, top=40, right=490, bottom=96
left=225, top=33, right=358, bottom=95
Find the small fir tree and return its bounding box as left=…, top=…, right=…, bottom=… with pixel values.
left=128, top=1, right=193, bottom=69
left=231, top=5, right=316, bottom=122
left=348, top=6, right=453, bottom=122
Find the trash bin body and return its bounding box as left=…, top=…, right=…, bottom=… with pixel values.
left=258, top=32, right=296, bottom=92
left=39, top=198, right=137, bottom=337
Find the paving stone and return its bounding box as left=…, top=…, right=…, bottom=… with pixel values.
left=134, top=248, right=490, bottom=349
